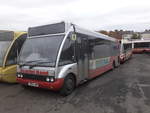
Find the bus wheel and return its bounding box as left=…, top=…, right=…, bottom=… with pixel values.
left=130, top=54, right=133, bottom=59
left=22, top=84, right=30, bottom=89
left=112, top=61, right=116, bottom=69
left=117, top=57, right=120, bottom=66
left=60, top=75, right=76, bottom=96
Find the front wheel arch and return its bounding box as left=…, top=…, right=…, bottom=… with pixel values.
left=59, top=73, right=76, bottom=96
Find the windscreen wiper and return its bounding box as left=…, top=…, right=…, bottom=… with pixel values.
left=19, top=60, right=45, bottom=67
left=28, top=60, right=53, bottom=68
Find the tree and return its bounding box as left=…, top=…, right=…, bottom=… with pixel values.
left=137, top=34, right=141, bottom=39
left=131, top=33, right=141, bottom=39
left=99, top=30, right=108, bottom=35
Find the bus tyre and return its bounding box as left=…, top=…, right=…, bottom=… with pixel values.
left=60, top=75, right=75, bottom=96
left=117, top=57, right=120, bottom=66
left=22, top=84, right=30, bottom=89
left=112, top=61, right=115, bottom=69
left=130, top=54, right=132, bottom=59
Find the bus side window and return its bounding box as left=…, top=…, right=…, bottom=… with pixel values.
left=58, top=36, right=75, bottom=66
left=111, top=42, right=119, bottom=55
left=93, top=39, right=110, bottom=59
left=5, top=34, right=26, bottom=66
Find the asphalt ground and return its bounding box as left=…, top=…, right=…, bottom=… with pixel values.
left=0, top=54, right=150, bottom=113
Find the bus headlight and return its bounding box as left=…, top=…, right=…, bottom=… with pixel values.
left=46, top=77, right=55, bottom=82
left=17, top=74, right=21, bottom=78
left=20, top=74, right=23, bottom=78
left=17, top=74, right=23, bottom=78
left=46, top=77, right=50, bottom=82
left=50, top=78, right=54, bottom=82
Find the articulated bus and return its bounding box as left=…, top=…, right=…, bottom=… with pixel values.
left=17, top=22, right=120, bottom=96
left=120, top=40, right=132, bottom=63
left=132, top=40, right=150, bottom=53
left=0, top=31, right=27, bottom=83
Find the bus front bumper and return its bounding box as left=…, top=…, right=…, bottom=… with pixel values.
left=120, top=54, right=125, bottom=63
left=17, top=78, right=64, bottom=91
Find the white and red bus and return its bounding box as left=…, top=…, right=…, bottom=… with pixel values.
left=120, top=40, right=132, bottom=63
left=17, top=22, right=120, bottom=96
left=132, top=40, right=150, bottom=53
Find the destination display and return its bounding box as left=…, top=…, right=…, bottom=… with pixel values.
left=28, top=22, right=66, bottom=37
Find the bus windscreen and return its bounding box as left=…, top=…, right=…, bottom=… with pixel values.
left=19, top=35, right=64, bottom=67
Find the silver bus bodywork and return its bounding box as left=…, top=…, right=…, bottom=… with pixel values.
left=17, top=22, right=120, bottom=95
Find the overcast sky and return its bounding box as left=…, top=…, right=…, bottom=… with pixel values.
left=0, top=0, right=150, bottom=31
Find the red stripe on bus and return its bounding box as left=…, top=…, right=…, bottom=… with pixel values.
left=89, top=63, right=112, bottom=78
left=17, top=78, right=64, bottom=91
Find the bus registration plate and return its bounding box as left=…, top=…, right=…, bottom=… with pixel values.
left=28, top=82, right=39, bottom=87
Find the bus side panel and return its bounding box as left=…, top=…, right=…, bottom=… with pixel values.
left=87, top=37, right=119, bottom=79
left=1, top=65, right=17, bottom=83
left=133, top=42, right=150, bottom=53
left=133, top=48, right=150, bottom=53
left=132, top=48, right=144, bottom=53
left=145, top=48, right=150, bottom=52
left=88, top=57, right=113, bottom=78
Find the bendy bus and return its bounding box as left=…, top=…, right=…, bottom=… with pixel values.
left=120, top=40, right=132, bottom=63
left=0, top=31, right=27, bottom=83
left=17, top=22, right=120, bottom=96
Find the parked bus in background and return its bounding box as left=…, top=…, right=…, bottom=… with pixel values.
left=17, top=22, right=120, bottom=96
left=120, top=40, right=132, bottom=63
left=132, top=40, right=150, bottom=53
left=0, top=31, right=27, bottom=83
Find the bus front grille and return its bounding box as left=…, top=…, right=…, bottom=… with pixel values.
left=21, top=74, right=48, bottom=82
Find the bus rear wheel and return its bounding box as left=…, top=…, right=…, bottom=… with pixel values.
left=60, top=75, right=76, bottom=96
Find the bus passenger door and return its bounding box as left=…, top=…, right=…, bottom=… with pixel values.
left=76, top=35, right=89, bottom=81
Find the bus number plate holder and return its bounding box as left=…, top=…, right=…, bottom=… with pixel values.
left=28, top=82, right=39, bottom=87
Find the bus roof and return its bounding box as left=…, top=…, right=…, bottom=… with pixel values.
left=0, top=31, right=14, bottom=41
left=28, top=21, right=116, bottom=42
left=0, top=30, right=26, bottom=41
left=73, top=24, right=116, bottom=42
left=14, top=31, right=27, bottom=40
left=132, top=40, right=150, bottom=43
